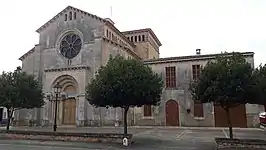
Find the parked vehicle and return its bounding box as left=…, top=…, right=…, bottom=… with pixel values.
left=259, top=112, right=266, bottom=126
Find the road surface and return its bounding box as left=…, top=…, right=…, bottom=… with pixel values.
left=0, top=127, right=264, bottom=150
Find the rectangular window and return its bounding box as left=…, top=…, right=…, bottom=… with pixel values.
left=144, top=105, right=152, bottom=117
left=192, top=64, right=201, bottom=80
left=194, top=101, right=204, bottom=117
left=165, top=67, right=176, bottom=88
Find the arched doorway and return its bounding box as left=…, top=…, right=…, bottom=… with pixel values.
left=165, top=100, right=179, bottom=126
left=51, top=75, right=78, bottom=126
left=62, top=85, right=76, bottom=125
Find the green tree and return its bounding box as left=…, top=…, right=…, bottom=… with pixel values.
left=190, top=52, right=254, bottom=139
left=86, top=56, right=163, bottom=135
left=250, top=64, right=266, bottom=106
left=0, top=67, right=44, bottom=130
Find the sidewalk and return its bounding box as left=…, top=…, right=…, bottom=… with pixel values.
left=0, top=126, right=263, bottom=131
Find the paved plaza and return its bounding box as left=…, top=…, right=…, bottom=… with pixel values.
left=0, top=127, right=265, bottom=150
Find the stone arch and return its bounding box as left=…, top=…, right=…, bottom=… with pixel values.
left=165, top=99, right=179, bottom=126
left=51, top=74, right=79, bottom=93
left=51, top=74, right=79, bottom=125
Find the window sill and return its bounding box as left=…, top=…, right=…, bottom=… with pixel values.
left=194, top=117, right=204, bottom=120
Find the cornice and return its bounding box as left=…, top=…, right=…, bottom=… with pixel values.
left=44, top=66, right=90, bottom=72
left=144, top=52, right=254, bottom=64
left=122, top=28, right=162, bottom=47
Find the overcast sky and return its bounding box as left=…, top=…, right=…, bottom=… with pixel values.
left=1, top=0, right=266, bottom=72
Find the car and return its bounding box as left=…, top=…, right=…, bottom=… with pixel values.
left=259, top=112, right=266, bottom=126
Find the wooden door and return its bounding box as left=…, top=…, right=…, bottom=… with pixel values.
left=165, top=100, right=179, bottom=126
left=63, top=98, right=76, bottom=125
left=214, top=104, right=247, bottom=128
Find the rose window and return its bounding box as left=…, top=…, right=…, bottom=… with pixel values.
left=60, top=33, right=82, bottom=59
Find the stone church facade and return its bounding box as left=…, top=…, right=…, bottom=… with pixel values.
left=14, top=6, right=262, bottom=127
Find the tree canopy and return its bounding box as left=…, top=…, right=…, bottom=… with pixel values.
left=0, top=67, right=44, bottom=130
left=86, top=56, right=163, bottom=108
left=86, top=56, right=163, bottom=135
left=251, top=64, right=266, bottom=105
left=190, top=52, right=254, bottom=108
left=190, top=52, right=254, bottom=139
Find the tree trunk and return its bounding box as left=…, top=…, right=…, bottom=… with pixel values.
left=123, top=107, right=129, bottom=136
left=6, top=108, right=11, bottom=131
left=226, top=108, right=233, bottom=139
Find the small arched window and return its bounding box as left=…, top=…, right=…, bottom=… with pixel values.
left=69, top=12, right=72, bottom=20
left=138, top=35, right=141, bottom=42
left=74, top=12, right=77, bottom=20
left=142, top=35, right=145, bottom=41
left=106, top=29, right=109, bottom=37
left=64, top=14, right=67, bottom=21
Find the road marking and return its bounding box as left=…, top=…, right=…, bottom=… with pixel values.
left=0, top=143, right=99, bottom=150
left=222, top=129, right=229, bottom=138
left=175, top=129, right=188, bottom=140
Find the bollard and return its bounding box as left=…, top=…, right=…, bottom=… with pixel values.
left=122, top=137, right=128, bottom=146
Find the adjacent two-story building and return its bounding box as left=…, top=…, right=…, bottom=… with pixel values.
left=14, top=5, right=262, bottom=128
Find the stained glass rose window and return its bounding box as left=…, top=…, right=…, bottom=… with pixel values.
left=60, top=33, right=82, bottom=59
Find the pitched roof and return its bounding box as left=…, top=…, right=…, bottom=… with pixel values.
left=144, top=52, right=254, bottom=64
left=36, top=5, right=106, bottom=33
left=35, top=5, right=136, bottom=48
left=122, top=28, right=162, bottom=47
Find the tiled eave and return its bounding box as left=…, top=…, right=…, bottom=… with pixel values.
left=144, top=52, right=254, bottom=65
left=105, top=21, right=136, bottom=48
left=19, top=47, right=35, bottom=61
left=102, top=37, right=141, bottom=60
left=122, top=28, right=162, bottom=47
left=45, top=66, right=90, bottom=72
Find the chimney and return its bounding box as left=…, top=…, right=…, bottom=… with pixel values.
left=196, top=49, right=201, bottom=55
left=104, top=18, right=115, bottom=25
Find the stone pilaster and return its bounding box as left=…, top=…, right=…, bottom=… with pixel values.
left=41, top=95, right=50, bottom=127
left=76, top=94, right=86, bottom=126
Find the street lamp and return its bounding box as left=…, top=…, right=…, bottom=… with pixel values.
left=48, top=82, right=62, bottom=132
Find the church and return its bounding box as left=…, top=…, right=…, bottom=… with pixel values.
left=14, top=6, right=262, bottom=128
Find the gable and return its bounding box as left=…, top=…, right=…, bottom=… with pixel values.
left=36, top=5, right=106, bottom=33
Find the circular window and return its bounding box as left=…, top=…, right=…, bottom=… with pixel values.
left=60, top=33, right=82, bottom=59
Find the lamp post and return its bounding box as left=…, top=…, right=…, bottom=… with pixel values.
left=48, top=82, right=62, bottom=132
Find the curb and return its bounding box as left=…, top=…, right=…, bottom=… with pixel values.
left=86, top=126, right=263, bottom=131
left=6, top=126, right=264, bottom=131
